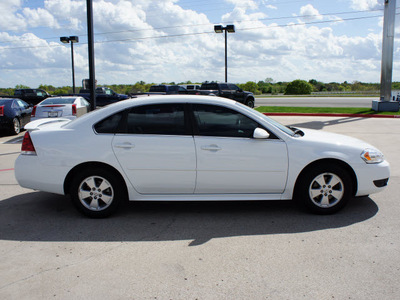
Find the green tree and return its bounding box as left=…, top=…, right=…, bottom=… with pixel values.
left=53, top=87, right=70, bottom=95
left=285, top=80, right=313, bottom=95
left=392, top=82, right=400, bottom=89
left=15, top=84, right=30, bottom=89
left=238, top=81, right=261, bottom=95
left=38, top=84, right=56, bottom=92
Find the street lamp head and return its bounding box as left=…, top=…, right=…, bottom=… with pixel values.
left=214, top=25, right=223, bottom=33
left=226, top=25, right=235, bottom=33
left=69, top=36, right=79, bottom=43
left=60, top=36, right=70, bottom=43
left=60, top=36, right=79, bottom=43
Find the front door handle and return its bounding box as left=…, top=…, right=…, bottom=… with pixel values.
left=201, top=144, right=222, bottom=152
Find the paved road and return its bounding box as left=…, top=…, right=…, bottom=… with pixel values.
left=255, top=96, right=377, bottom=107
left=1, top=116, right=399, bottom=299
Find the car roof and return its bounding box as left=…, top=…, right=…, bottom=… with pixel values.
left=65, top=95, right=240, bottom=129
left=0, top=98, right=15, bottom=105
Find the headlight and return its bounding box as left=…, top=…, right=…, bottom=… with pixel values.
left=361, top=148, right=384, bottom=164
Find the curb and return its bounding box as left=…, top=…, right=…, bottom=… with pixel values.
left=263, top=112, right=400, bottom=118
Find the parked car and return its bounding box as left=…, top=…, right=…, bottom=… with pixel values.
left=15, top=95, right=390, bottom=218
left=148, top=85, right=190, bottom=94
left=30, top=96, right=90, bottom=122
left=76, top=87, right=129, bottom=107
left=180, top=84, right=201, bottom=90
left=0, top=98, right=32, bottom=135
left=0, top=89, right=52, bottom=106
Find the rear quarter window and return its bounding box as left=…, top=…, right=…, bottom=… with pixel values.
left=94, top=111, right=124, bottom=134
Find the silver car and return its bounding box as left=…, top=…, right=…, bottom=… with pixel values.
left=31, top=96, right=90, bottom=121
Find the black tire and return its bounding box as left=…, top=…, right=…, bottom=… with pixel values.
left=11, top=118, right=21, bottom=135
left=295, top=163, right=353, bottom=214
left=69, top=167, right=126, bottom=218
left=245, top=98, right=255, bottom=108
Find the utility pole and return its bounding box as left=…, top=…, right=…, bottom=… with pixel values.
left=373, top=0, right=398, bottom=111
left=86, top=0, right=96, bottom=110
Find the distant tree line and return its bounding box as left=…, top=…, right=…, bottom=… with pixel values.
left=0, top=79, right=397, bottom=96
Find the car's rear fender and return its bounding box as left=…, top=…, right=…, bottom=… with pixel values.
left=63, top=161, right=129, bottom=199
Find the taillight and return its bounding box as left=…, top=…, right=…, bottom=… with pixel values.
left=31, top=106, right=37, bottom=117
left=72, top=104, right=77, bottom=116
left=0, top=105, right=4, bottom=116
left=21, top=132, right=36, bottom=155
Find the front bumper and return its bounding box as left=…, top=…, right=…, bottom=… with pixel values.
left=354, top=160, right=390, bottom=197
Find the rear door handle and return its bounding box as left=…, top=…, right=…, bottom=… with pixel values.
left=114, top=143, right=135, bottom=149
left=201, top=145, right=222, bottom=152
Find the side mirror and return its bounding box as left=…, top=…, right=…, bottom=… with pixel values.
left=253, top=128, right=270, bottom=139
left=238, top=88, right=243, bottom=92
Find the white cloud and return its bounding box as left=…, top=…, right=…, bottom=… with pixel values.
left=299, top=4, right=323, bottom=22
left=350, top=0, right=380, bottom=10
left=225, top=0, right=258, bottom=10
left=0, top=0, right=27, bottom=31
left=22, top=8, right=60, bottom=28
left=0, top=0, right=395, bottom=87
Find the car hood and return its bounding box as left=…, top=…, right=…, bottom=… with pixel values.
left=298, top=127, right=375, bottom=150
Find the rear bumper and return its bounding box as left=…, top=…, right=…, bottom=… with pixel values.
left=15, top=154, right=68, bottom=195
left=0, top=117, right=12, bottom=130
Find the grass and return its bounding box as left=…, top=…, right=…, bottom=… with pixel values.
left=255, top=106, right=400, bottom=116
left=255, top=93, right=380, bottom=98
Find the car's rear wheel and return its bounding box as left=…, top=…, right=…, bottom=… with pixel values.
left=245, top=98, right=255, bottom=108
left=11, top=118, right=21, bottom=135
left=296, top=164, right=353, bottom=214
left=70, top=168, right=126, bottom=218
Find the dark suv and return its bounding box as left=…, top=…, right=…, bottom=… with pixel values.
left=14, top=89, right=51, bottom=105
left=199, top=83, right=255, bottom=108
left=149, top=85, right=189, bottom=94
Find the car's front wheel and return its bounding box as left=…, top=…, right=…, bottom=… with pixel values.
left=70, top=168, right=126, bottom=218
left=296, top=164, right=353, bottom=214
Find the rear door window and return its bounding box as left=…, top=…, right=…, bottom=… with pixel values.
left=125, top=103, right=188, bottom=135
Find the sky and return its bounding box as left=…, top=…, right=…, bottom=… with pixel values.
left=0, top=0, right=399, bottom=88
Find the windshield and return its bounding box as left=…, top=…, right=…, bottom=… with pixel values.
left=149, top=86, right=167, bottom=92
left=41, top=98, right=76, bottom=105
left=236, top=103, right=296, bottom=136
left=200, top=83, right=218, bottom=90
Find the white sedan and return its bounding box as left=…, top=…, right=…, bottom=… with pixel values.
left=30, top=96, right=90, bottom=121
left=15, top=96, right=390, bottom=218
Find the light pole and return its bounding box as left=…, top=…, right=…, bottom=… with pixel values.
left=372, top=0, right=398, bottom=112
left=60, top=36, right=79, bottom=93
left=214, top=25, right=235, bottom=82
